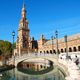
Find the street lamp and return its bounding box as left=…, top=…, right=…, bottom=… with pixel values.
left=55, top=30, right=58, bottom=59
left=12, top=31, right=15, bottom=65
left=55, top=30, right=60, bottom=79
left=51, top=36, right=54, bottom=54
left=64, top=35, right=68, bottom=59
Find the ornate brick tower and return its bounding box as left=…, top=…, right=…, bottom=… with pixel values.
left=16, top=3, right=30, bottom=55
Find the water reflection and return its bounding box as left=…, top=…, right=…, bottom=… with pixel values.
left=0, top=58, right=66, bottom=80
left=0, top=66, right=65, bottom=80
left=18, top=58, right=52, bottom=71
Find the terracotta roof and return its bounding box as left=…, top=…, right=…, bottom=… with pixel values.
left=44, top=33, right=80, bottom=45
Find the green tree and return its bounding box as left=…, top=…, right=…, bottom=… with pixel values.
left=0, top=40, right=14, bottom=58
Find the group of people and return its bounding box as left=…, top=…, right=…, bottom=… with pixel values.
left=68, top=55, right=79, bottom=65
left=60, top=54, right=80, bottom=65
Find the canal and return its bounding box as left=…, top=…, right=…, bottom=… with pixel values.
left=0, top=58, right=66, bottom=80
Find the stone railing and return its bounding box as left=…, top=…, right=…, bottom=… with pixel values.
left=59, top=58, right=80, bottom=80
left=8, top=53, right=57, bottom=66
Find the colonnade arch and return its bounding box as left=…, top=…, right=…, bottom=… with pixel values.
left=61, top=49, right=64, bottom=53
left=73, top=47, right=77, bottom=52
left=50, top=50, right=52, bottom=53
left=46, top=50, right=49, bottom=53
left=53, top=50, right=56, bottom=54
left=78, top=46, right=80, bottom=51
left=39, top=46, right=80, bottom=54
left=69, top=47, right=72, bottom=52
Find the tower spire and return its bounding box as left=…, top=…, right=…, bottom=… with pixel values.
left=22, top=0, right=26, bottom=11
left=22, top=0, right=26, bottom=19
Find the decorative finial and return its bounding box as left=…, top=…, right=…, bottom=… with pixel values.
left=22, top=0, right=26, bottom=11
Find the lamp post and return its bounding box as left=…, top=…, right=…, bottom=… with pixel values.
left=12, top=31, right=15, bottom=65
left=55, top=30, right=60, bottom=79
left=55, top=30, right=58, bottom=59
left=51, top=36, right=54, bottom=54
left=64, top=35, right=68, bottom=59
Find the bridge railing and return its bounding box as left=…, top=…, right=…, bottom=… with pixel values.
left=9, top=53, right=57, bottom=62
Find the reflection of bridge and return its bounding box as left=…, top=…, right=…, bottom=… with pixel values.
left=9, top=53, right=58, bottom=66
left=9, top=52, right=80, bottom=80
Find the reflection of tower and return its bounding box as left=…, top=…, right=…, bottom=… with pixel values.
left=16, top=3, right=30, bottom=55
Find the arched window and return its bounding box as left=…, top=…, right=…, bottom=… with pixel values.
left=69, top=47, right=72, bottom=52
left=46, top=50, right=49, bottom=53
left=61, top=49, right=64, bottom=53
left=53, top=50, right=56, bottom=54
left=73, top=47, right=77, bottom=52
left=40, top=51, right=42, bottom=53
left=44, top=51, right=45, bottom=53
left=78, top=46, right=80, bottom=51
left=50, top=50, right=52, bottom=54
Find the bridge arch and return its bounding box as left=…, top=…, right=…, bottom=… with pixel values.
left=16, top=56, right=68, bottom=77
left=9, top=53, right=69, bottom=77
left=13, top=55, right=57, bottom=67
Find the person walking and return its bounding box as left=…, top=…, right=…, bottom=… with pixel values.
left=74, top=55, right=79, bottom=65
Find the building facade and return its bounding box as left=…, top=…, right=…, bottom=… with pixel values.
left=38, top=34, right=80, bottom=54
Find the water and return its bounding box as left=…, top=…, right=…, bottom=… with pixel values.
left=0, top=66, right=66, bottom=80
left=18, top=58, right=53, bottom=72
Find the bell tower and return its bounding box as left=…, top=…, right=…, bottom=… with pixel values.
left=16, top=2, right=30, bottom=55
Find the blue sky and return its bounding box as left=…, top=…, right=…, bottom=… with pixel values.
left=0, top=0, right=80, bottom=42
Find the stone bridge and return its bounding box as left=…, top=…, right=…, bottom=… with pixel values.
left=8, top=53, right=69, bottom=78
left=8, top=52, right=80, bottom=80
left=9, top=53, right=58, bottom=67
